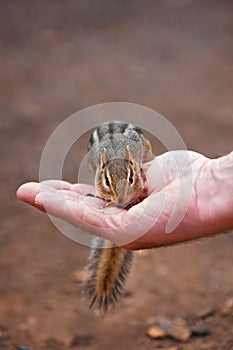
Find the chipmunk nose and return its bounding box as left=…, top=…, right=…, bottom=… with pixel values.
left=116, top=180, right=127, bottom=204
left=116, top=197, right=128, bottom=208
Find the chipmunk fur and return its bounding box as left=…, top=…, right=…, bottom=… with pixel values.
left=84, top=120, right=153, bottom=313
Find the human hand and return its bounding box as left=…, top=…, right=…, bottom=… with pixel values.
left=16, top=151, right=233, bottom=249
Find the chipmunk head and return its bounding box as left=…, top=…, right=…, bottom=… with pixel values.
left=95, top=146, right=144, bottom=208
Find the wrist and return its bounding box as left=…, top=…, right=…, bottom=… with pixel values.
left=213, top=151, right=233, bottom=183
left=209, top=151, right=233, bottom=231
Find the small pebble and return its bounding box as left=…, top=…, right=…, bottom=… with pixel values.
left=45, top=338, right=64, bottom=349
left=70, top=333, right=94, bottom=347
left=17, top=345, right=36, bottom=350
left=197, top=307, right=216, bottom=320
left=0, top=324, right=8, bottom=332
left=146, top=325, right=166, bottom=339
left=221, top=298, right=233, bottom=316
left=190, top=326, right=211, bottom=337
left=71, top=270, right=90, bottom=283
left=157, top=316, right=191, bottom=342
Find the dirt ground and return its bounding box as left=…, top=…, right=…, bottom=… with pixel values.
left=0, top=1, right=233, bottom=349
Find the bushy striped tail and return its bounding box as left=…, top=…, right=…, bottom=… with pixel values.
left=84, top=237, right=133, bottom=314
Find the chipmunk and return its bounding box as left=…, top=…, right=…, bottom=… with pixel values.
left=83, top=120, right=154, bottom=313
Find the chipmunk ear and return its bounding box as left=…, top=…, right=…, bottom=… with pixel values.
left=126, top=145, right=133, bottom=164
left=101, top=148, right=108, bottom=168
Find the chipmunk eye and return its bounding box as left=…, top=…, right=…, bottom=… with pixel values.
left=104, top=173, right=110, bottom=187
left=129, top=170, right=134, bottom=185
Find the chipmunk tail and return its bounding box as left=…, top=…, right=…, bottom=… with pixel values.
left=83, top=237, right=133, bottom=314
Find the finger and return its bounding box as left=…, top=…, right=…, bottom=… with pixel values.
left=70, top=183, right=97, bottom=195
left=16, top=182, right=96, bottom=213
left=41, top=181, right=96, bottom=195
left=59, top=190, right=82, bottom=201
left=16, top=182, right=64, bottom=211
left=16, top=182, right=46, bottom=212
left=40, top=180, right=72, bottom=190
left=17, top=182, right=42, bottom=203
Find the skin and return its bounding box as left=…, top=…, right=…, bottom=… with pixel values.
left=16, top=150, right=233, bottom=250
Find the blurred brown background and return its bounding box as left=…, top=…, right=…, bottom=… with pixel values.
left=0, top=1, right=233, bottom=349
